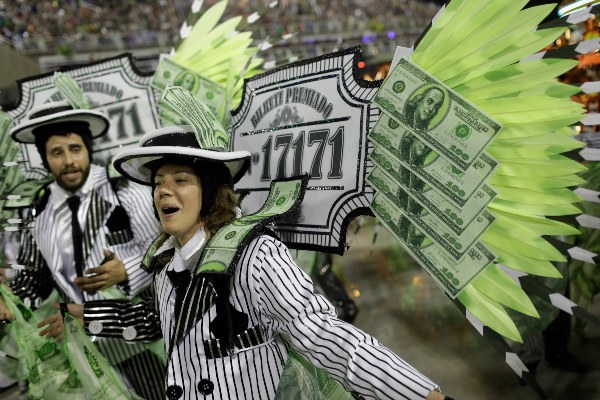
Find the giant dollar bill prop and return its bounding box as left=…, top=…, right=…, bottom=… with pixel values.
left=372, top=58, right=502, bottom=298
left=3, top=54, right=162, bottom=179
left=151, top=55, right=228, bottom=127
left=375, top=58, right=502, bottom=171
left=230, top=47, right=379, bottom=254
left=197, top=175, right=308, bottom=275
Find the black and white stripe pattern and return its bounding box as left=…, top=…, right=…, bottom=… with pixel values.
left=115, top=349, right=166, bottom=399
left=203, top=325, right=267, bottom=359
left=86, top=235, right=438, bottom=399
left=12, top=228, right=55, bottom=307
left=83, top=287, right=162, bottom=342
left=11, top=164, right=163, bottom=398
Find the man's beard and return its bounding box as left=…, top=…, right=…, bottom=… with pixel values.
left=56, top=163, right=91, bottom=192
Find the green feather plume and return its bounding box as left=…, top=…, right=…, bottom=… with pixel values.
left=170, top=0, right=263, bottom=110
left=408, top=0, right=590, bottom=341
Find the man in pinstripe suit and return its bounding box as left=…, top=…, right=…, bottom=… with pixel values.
left=71, top=119, right=452, bottom=399
left=0, top=101, right=165, bottom=399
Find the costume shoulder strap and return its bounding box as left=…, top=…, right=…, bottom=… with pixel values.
left=259, top=226, right=280, bottom=241
left=141, top=232, right=171, bottom=273
left=195, top=175, right=309, bottom=277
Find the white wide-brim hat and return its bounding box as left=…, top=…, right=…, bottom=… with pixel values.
left=113, top=125, right=251, bottom=185
left=11, top=100, right=109, bottom=144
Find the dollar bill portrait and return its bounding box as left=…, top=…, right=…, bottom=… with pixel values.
left=404, top=84, right=448, bottom=132
left=174, top=70, right=200, bottom=93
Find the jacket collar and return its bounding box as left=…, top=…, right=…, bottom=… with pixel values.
left=161, top=228, right=207, bottom=273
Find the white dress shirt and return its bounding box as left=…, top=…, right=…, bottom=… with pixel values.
left=49, top=169, right=94, bottom=303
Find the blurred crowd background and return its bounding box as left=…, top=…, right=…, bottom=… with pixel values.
left=2, top=0, right=597, bottom=136
left=0, top=0, right=439, bottom=63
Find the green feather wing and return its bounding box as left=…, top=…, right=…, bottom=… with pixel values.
left=405, top=0, right=593, bottom=341
left=457, top=284, right=522, bottom=342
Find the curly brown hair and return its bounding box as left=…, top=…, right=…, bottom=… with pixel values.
left=149, top=156, right=238, bottom=237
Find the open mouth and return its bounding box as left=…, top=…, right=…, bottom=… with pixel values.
left=161, top=206, right=180, bottom=217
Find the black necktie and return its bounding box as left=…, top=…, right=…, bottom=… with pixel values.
left=166, top=269, right=192, bottom=294
left=166, top=269, right=192, bottom=323
left=67, top=196, right=84, bottom=277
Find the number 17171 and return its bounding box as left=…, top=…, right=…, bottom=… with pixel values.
left=260, top=126, right=344, bottom=181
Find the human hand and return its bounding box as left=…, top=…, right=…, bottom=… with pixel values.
left=38, top=303, right=84, bottom=341
left=75, top=249, right=128, bottom=292
left=38, top=309, right=64, bottom=341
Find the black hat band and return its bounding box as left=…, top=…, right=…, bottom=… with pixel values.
left=29, top=104, right=74, bottom=119
left=143, top=131, right=207, bottom=150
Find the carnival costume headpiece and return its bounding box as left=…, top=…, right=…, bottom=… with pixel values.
left=10, top=100, right=109, bottom=144
left=113, top=100, right=250, bottom=185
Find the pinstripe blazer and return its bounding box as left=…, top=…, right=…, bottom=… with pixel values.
left=12, top=164, right=161, bottom=364
left=85, top=233, right=438, bottom=399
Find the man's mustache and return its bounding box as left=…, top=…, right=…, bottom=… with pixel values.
left=61, top=167, right=80, bottom=174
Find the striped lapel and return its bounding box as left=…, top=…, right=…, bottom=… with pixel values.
left=33, top=199, right=64, bottom=277
left=169, top=274, right=214, bottom=351
left=166, top=173, right=309, bottom=352
left=81, top=190, right=113, bottom=263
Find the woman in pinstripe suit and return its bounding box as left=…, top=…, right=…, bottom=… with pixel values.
left=70, top=121, right=452, bottom=400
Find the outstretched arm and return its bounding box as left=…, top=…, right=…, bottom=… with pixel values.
left=247, top=236, right=442, bottom=400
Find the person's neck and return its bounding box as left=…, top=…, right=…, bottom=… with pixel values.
left=176, top=222, right=205, bottom=248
